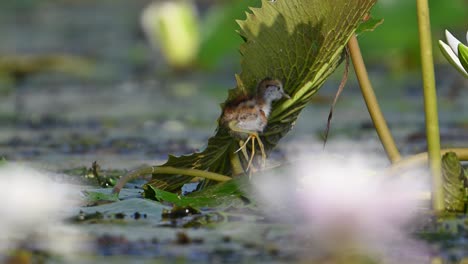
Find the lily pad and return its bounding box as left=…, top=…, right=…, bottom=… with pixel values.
left=144, top=176, right=251, bottom=209
left=82, top=191, right=120, bottom=206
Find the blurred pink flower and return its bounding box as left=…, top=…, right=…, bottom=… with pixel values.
left=252, top=151, right=430, bottom=262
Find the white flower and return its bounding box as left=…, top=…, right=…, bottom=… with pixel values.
left=439, top=30, right=468, bottom=78
left=0, top=164, right=88, bottom=257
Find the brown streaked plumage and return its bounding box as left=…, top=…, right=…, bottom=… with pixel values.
left=220, top=78, right=290, bottom=171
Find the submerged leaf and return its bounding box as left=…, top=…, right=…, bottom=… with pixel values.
left=441, top=152, right=467, bottom=212
left=148, top=0, right=377, bottom=192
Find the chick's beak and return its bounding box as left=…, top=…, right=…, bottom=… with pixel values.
left=282, top=92, right=291, bottom=99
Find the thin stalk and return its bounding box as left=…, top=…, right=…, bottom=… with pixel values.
left=154, top=166, right=231, bottom=181
left=112, top=165, right=231, bottom=195
left=416, top=0, right=443, bottom=212
left=386, top=148, right=468, bottom=174
left=347, top=35, right=401, bottom=163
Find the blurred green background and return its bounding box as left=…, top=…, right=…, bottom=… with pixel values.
left=360, top=0, right=466, bottom=72
left=1, top=0, right=466, bottom=77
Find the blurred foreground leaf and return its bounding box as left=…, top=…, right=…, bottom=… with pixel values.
left=441, top=152, right=467, bottom=212
left=147, top=0, right=376, bottom=192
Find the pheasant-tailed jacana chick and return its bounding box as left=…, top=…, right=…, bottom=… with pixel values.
left=220, top=78, right=290, bottom=171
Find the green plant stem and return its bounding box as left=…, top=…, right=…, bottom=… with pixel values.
left=112, top=165, right=231, bottom=195
left=155, top=166, right=231, bottom=181
left=387, top=148, right=468, bottom=174
left=229, top=145, right=245, bottom=176
left=416, top=0, right=443, bottom=212
left=347, top=35, right=401, bottom=163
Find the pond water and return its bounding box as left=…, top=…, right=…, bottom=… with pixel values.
left=1, top=1, right=468, bottom=263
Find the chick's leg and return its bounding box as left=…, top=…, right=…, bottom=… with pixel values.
left=235, top=137, right=251, bottom=156
left=228, top=121, right=267, bottom=171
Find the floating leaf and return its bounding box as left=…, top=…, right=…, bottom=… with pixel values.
left=147, top=0, right=377, bottom=192
left=83, top=191, right=120, bottom=206
left=144, top=177, right=251, bottom=209
left=441, top=152, right=467, bottom=212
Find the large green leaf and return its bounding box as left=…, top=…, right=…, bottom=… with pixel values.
left=441, top=152, right=467, bottom=212
left=147, top=0, right=377, bottom=192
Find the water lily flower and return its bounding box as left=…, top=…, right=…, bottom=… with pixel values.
left=439, top=30, right=468, bottom=78
left=252, top=150, right=428, bottom=262
left=141, top=1, right=200, bottom=70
